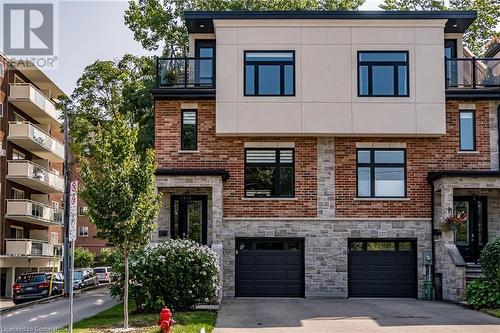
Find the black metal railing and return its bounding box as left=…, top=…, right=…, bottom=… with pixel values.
left=445, top=57, right=500, bottom=89
left=156, top=57, right=215, bottom=88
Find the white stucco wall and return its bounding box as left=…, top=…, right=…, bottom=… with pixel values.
left=211, top=19, right=448, bottom=136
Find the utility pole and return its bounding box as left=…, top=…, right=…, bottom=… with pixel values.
left=63, top=106, right=71, bottom=296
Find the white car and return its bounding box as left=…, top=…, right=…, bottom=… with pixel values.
left=94, top=267, right=112, bottom=283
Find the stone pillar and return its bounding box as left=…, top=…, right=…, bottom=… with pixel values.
left=211, top=178, right=224, bottom=300
left=317, top=138, right=335, bottom=219
left=5, top=267, right=16, bottom=298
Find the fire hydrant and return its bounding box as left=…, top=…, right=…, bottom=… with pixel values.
left=158, top=307, right=176, bottom=333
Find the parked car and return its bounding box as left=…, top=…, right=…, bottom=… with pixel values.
left=73, top=268, right=99, bottom=290
left=12, top=272, right=64, bottom=304
left=94, top=267, right=113, bottom=283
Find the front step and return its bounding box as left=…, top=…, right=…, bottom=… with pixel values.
left=465, top=263, right=485, bottom=282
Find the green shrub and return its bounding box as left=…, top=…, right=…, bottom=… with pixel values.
left=110, top=239, right=219, bottom=312
left=74, top=247, right=95, bottom=268
left=480, top=237, right=500, bottom=282
left=95, top=248, right=122, bottom=268
left=465, top=278, right=500, bottom=310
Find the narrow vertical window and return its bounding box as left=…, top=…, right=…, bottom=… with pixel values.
left=459, top=110, right=475, bottom=151
left=181, top=109, right=197, bottom=151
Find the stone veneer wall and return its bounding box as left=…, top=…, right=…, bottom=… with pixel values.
left=221, top=218, right=431, bottom=298
left=317, top=138, right=335, bottom=219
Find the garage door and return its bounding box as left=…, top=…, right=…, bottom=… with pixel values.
left=236, top=238, right=304, bottom=297
left=348, top=239, right=416, bottom=298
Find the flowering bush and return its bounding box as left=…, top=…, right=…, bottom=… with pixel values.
left=110, top=239, right=219, bottom=312
left=440, top=208, right=468, bottom=231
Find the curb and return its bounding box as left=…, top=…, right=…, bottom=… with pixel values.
left=0, top=283, right=109, bottom=315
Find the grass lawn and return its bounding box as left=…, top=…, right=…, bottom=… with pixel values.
left=57, top=301, right=217, bottom=333
left=482, top=308, right=500, bottom=318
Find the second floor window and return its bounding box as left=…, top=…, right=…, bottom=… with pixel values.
left=78, top=226, right=89, bottom=237
left=244, top=51, right=295, bottom=96
left=11, top=188, right=24, bottom=199
left=459, top=110, right=475, bottom=151
left=357, top=149, right=406, bottom=198
left=245, top=148, right=294, bottom=197
left=358, top=51, right=409, bottom=97
left=181, top=110, right=197, bottom=150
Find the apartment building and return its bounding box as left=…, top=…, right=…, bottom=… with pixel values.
left=152, top=10, right=500, bottom=302
left=75, top=197, right=108, bottom=254
left=0, top=55, right=66, bottom=298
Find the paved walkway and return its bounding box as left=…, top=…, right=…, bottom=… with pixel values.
left=214, top=298, right=500, bottom=333
left=0, top=287, right=117, bottom=330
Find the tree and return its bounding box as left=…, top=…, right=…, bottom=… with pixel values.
left=74, top=247, right=95, bottom=268
left=125, top=0, right=366, bottom=56
left=380, top=0, right=500, bottom=55
left=79, top=114, right=161, bottom=329
left=69, top=55, right=155, bottom=153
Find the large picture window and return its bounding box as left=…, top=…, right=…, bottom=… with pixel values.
left=358, top=51, right=409, bottom=97
left=181, top=110, right=197, bottom=150
left=244, top=51, right=295, bottom=96
left=459, top=110, right=475, bottom=151
left=357, top=149, right=406, bottom=198
left=245, top=148, right=294, bottom=197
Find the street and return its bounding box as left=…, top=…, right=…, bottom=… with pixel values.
left=0, top=287, right=117, bottom=331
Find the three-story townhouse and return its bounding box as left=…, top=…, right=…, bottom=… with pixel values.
left=152, top=10, right=500, bottom=302
left=0, top=56, right=66, bottom=298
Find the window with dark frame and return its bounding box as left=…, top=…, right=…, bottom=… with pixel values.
left=357, top=149, right=406, bottom=198
left=244, top=51, right=295, bottom=96
left=181, top=109, right=197, bottom=150
left=459, top=110, right=475, bottom=151
left=358, top=51, right=409, bottom=97
left=245, top=148, right=294, bottom=198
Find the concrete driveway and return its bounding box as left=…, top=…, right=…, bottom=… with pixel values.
left=214, top=298, right=500, bottom=333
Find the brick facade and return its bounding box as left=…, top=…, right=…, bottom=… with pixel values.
left=335, top=101, right=492, bottom=218
left=155, top=100, right=317, bottom=218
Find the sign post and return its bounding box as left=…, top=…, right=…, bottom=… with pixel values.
left=68, top=180, right=78, bottom=333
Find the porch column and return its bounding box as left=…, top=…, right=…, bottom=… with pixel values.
left=211, top=177, right=224, bottom=298
left=440, top=181, right=455, bottom=243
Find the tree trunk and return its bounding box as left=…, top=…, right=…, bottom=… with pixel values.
left=124, top=252, right=129, bottom=329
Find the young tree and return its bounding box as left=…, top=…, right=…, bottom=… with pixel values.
left=79, top=114, right=161, bottom=329
left=380, top=0, right=500, bottom=56
left=125, top=0, right=366, bottom=55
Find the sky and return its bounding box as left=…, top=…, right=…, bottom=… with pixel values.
left=0, top=0, right=495, bottom=96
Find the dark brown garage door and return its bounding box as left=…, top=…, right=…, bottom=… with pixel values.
left=236, top=238, right=304, bottom=297
left=348, top=239, right=417, bottom=298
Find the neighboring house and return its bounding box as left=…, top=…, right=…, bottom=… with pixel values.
left=0, top=54, right=66, bottom=298
left=152, top=10, right=500, bottom=302
left=75, top=195, right=108, bottom=255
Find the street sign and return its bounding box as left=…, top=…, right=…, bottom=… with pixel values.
left=68, top=180, right=78, bottom=241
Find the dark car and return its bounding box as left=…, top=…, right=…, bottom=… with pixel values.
left=73, top=268, right=99, bottom=290
left=12, top=272, right=64, bottom=304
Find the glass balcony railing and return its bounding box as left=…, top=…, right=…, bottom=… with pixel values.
left=156, top=57, right=215, bottom=88
left=445, top=58, right=500, bottom=89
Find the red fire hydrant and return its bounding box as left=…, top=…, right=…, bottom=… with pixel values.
left=158, top=307, right=176, bottom=333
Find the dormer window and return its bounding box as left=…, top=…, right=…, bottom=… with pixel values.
left=358, top=51, right=409, bottom=97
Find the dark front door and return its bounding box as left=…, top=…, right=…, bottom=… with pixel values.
left=195, top=40, right=215, bottom=86
left=348, top=239, right=417, bottom=298
left=444, top=39, right=458, bottom=87
left=454, top=196, right=488, bottom=262
left=236, top=238, right=304, bottom=297
left=171, top=195, right=208, bottom=245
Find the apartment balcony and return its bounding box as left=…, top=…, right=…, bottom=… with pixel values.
left=9, top=83, right=62, bottom=127
left=6, top=199, right=63, bottom=227
left=5, top=239, right=61, bottom=257
left=8, top=122, right=64, bottom=162
left=152, top=57, right=215, bottom=98
left=7, top=160, right=64, bottom=193
left=445, top=58, right=500, bottom=99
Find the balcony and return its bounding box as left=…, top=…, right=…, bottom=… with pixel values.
left=7, top=160, right=64, bottom=193
left=152, top=57, right=215, bottom=98
left=8, top=122, right=64, bottom=162
left=5, top=239, right=60, bottom=257
left=9, top=83, right=62, bottom=127
left=445, top=58, right=500, bottom=99
left=6, top=199, right=63, bottom=227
